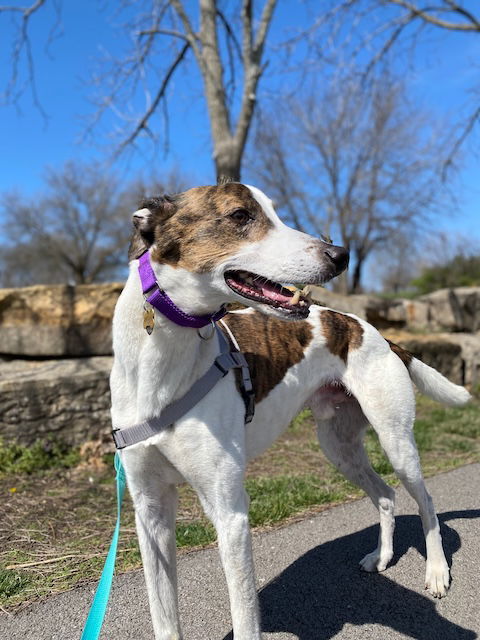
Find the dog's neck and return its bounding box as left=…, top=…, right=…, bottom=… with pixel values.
left=139, top=252, right=226, bottom=329
left=148, top=261, right=229, bottom=319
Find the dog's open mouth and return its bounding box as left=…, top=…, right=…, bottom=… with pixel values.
left=225, top=270, right=311, bottom=318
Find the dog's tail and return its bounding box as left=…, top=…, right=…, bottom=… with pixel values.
left=408, top=358, right=471, bottom=406
left=387, top=340, right=471, bottom=407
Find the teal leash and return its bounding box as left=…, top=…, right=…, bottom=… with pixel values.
left=80, top=452, right=126, bottom=640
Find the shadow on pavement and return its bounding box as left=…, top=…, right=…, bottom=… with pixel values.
left=223, top=509, right=479, bottom=640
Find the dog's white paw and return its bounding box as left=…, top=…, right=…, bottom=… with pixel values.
left=359, top=548, right=391, bottom=573
left=425, top=560, right=450, bottom=598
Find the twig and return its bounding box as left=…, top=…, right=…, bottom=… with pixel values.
left=114, top=41, right=190, bottom=158
left=0, top=604, right=13, bottom=616
left=7, top=554, right=92, bottom=569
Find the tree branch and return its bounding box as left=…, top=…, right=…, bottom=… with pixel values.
left=114, top=42, right=190, bottom=157
left=444, top=0, right=480, bottom=29
left=387, top=0, right=480, bottom=31
left=443, top=105, right=480, bottom=179
left=234, top=0, right=277, bottom=154
left=170, top=0, right=203, bottom=63
left=253, top=0, right=278, bottom=57
left=136, top=28, right=191, bottom=43
left=2, top=0, right=49, bottom=116
left=241, top=0, right=253, bottom=65
left=0, top=0, right=45, bottom=15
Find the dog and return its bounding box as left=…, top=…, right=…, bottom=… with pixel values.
left=110, top=182, right=471, bottom=640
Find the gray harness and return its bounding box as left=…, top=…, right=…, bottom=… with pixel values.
left=112, top=326, right=255, bottom=449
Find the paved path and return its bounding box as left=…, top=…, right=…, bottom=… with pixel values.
left=2, top=464, right=479, bottom=640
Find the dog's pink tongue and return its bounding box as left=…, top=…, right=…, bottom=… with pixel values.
left=260, top=281, right=292, bottom=303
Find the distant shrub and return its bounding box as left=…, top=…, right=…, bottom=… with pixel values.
left=412, top=254, right=480, bottom=295
left=0, top=438, right=80, bottom=475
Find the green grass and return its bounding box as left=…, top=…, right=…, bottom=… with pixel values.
left=246, top=474, right=347, bottom=527
left=0, top=438, right=80, bottom=475
left=0, top=569, right=32, bottom=599
left=176, top=522, right=216, bottom=547
left=1, top=392, right=478, bottom=611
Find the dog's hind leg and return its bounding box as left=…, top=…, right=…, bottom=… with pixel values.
left=348, top=352, right=450, bottom=597
left=122, top=449, right=182, bottom=640
left=310, top=396, right=396, bottom=573
left=372, top=426, right=450, bottom=597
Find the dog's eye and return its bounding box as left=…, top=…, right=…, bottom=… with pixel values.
left=229, top=209, right=252, bottom=224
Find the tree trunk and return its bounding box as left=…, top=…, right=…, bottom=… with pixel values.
left=214, top=139, right=242, bottom=182
left=349, top=257, right=364, bottom=294
left=332, top=270, right=349, bottom=295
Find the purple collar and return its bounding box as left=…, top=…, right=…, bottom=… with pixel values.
left=138, top=251, right=227, bottom=329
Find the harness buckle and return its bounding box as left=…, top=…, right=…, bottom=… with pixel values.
left=214, top=352, right=238, bottom=376
left=111, top=428, right=127, bottom=450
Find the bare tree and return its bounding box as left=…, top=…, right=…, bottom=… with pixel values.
left=252, top=74, right=447, bottom=293
left=319, top=0, right=480, bottom=165
left=96, top=0, right=279, bottom=182
left=3, top=2, right=479, bottom=179
left=372, top=233, right=420, bottom=294
left=0, top=0, right=59, bottom=117
left=0, top=162, right=186, bottom=287
left=2, top=1, right=278, bottom=183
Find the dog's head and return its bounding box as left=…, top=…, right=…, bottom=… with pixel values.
left=129, top=183, right=348, bottom=320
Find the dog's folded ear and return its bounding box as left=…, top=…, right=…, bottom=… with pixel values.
left=133, top=195, right=177, bottom=229
left=129, top=194, right=178, bottom=261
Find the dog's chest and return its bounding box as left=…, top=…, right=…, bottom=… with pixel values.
left=222, top=311, right=314, bottom=403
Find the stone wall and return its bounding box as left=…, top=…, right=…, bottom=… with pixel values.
left=0, top=283, right=478, bottom=447
left=0, top=357, right=112, bottom=446
left=308, top=286, right=480, bottom=333
left=0, top=283, right=123, bottom=357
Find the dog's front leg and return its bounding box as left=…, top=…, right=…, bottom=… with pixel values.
left=185, top=446, right=261, bottom=640
left=122, top=450, right=182, bottom=640
left=209, top=486, right=261, bottom=640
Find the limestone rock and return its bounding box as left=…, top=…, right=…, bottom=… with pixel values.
left=309, top=286, right=480, bottom=333
left=308, top=287, right=408, bottom=329
left=383, top=330, right=480, bottom=386
left=0, top=283, right=123, bottom=357
left=0, top=356, right=113, bottom=446
left=420, top=287, right=480, bottom=333
left=444, top=332, right=480, bottom=387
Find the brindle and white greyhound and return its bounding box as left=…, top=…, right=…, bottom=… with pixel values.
left=110, top=182, right=470, bottom=640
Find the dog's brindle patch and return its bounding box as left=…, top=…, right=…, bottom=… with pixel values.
left=224, top=312, right=313, bottom=403
left=320, top=309, right=364, bottom=363
left=386, top=339, right=413, bottom=368
left=132, top=183, right=274, bottom=271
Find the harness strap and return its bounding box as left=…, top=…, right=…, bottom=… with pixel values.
left=112, top=326, right=254, bottom=449
left=219, top=319, right=255, bottom=424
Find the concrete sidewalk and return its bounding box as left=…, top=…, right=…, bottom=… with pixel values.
left=2, top=464, right=479, bottom=640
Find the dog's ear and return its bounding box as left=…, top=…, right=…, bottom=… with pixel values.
left=133, top=195, right=177, bottom=230
left=129, top=195, right=178, bottom=260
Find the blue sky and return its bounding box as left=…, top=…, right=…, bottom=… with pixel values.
left=1, top=1, right=479, bottom=254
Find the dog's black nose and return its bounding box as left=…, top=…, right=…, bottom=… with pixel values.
left=325, top=245, right=349, bottom=274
